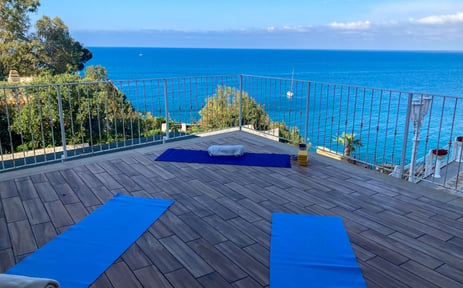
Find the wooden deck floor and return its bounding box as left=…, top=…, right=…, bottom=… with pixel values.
left=1, top=131, right=463, bottom=288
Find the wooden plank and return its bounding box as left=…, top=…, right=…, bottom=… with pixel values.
left=178, top=212, right=227, bottom=245
left=164, top=268, right=203, bottom=288
left=23, top=198, right=49, bottom=225
left=89, top=273, right=113, bottom=288
left=402, top=260, right=463, bottom=288
left=158, top=211, right=200, bottom=242
left=228, top=217, right=270, bottom=249
left=65, top=202, right=89, bottom=223
left=8, top=220, right=37, bottom=256
left=198, top=272, right=234, bottom=288
left=217, top=197, right=262, bottom=223
left=232, top=276, right=264, bottom=288
left=31, top=222, right=57, bottom=247
left=0, top=180, right=18, bottom=199
left=243, top=243, right=269, bottom=268
left=436, top=264, right=463, bottom=284
left=366, top=257, right=440, bottom=288
left=216, top=241, right=269, bottom=286
left=105, top=261, right=142, bottom=288
left=0, top=248, right=15, bottom=273
left=44, top=200, right=74, bottom=228
left=15, top=178, right=39, bottom=200
left=0, top=217, right=11, bottom=249
left=53, top=183, right=80, bottom=204
left=136, top=232, right=182, bottom=274
left=193, top=194, right=237, bottom=220
left=2, top=197, right=27, bottom=223
left=34, top=182, right=59, bottom=202
left=159, top=235, right=214, bottom=278
left=121, top=244, right=151, bottom=271
left=188, top=238, right=247, bottom=283
left=203, top=215, right=255, bottom=248
left=133, top=265, right=173, bottom=288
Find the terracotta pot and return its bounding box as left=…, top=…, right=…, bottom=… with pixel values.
left=457, top=136, right=463, bottom=142
left=432, top=149, right=448, bottom=156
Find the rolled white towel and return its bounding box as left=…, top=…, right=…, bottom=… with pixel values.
left=0, top=274, right=60, bottom=288
left=208, top=145, right=245, bottom=157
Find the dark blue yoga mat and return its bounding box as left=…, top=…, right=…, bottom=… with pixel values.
left=6, top=194, right=173, bottom=288
left=270, top=213, right=366, bottom=288
left=155, top=148, right=291, bottom=168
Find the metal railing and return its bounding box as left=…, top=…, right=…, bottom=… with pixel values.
left=1, top=75, right=462, bottom=191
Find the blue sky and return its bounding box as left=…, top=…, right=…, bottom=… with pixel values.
left=31, top=0, right=463, bottom=50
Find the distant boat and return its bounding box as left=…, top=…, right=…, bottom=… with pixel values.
left=139, top=53, right=143, bottom=56
left=286, top=68, right=294, bottom=99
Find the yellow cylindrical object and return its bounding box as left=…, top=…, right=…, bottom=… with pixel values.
left=298, top=150, right=308, bottom=166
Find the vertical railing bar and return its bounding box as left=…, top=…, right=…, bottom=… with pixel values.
left=358, top=88, right=366, bottom=161
left=25, top=88, right=37, bottom=164
left=136, top=80, right=141, bottom=144
left=85, top=83, right=94, bottom=153
left=397, top=93, right=412, bottom=179
left=329, top=84, right=336, bottom=151
left=111, top=84, right=118, bottom=149
left=149, top=80, right=155, bottom=142
left=239, top=75, right=243, bottom=130
left=391, top=92, right=402, bottom=165
left=3, top=88, right=15, bottom=167
left=453, top=98, right=462, bottom=190
left=423, top=95, right=434, bottom=178
left=56, top=85, right=67, bottom=160
left=323, top=84, right=330, bottom=147
left=46, top=86, right=57, bottom=160
left=37, top=87, right=46, bottom=158
left=317, top=84, right=323, bottom=145
left=119, top=81, right=126, bottom=147
left=350, top=87, right=358, bottom=160
left=304, top=82, right=311, bottom=145
left=432, top=96, right=446, bottom=182
left=128, top=81, right=134, bottom=145
left=382, top=91, right=392, bottom=164
left=342, top=87, right=351, bottom=155
left=336, top=85, right=343, bottom=154
left=67, top=85, right=76, bottom=157
left=13, top=88, right=27, bottom=165
left=373, top=90, right=383, bottom=167
left=104, top=83, right=110, bottom=148
left=94, top=84, right=103, bottom=152
left=312, top=83, right=317, bottom=144
left=157, top=79, right=162, bottom=139
left=142, top=80, right=148, bottom=143
left=163, top=79, right=169, bottom=140
left=442, top=97, right=457, bottom=188
left=366, top=89, right=374, bottom=165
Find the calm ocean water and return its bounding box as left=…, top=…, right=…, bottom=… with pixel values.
left=86, top=47, right=463, bottom=97
left=86, top=48, right=463, bottom=165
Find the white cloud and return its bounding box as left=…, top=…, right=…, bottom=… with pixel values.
left=409, top=12, right=463, bottom=25
left=329, top=21, right=371, bottom=30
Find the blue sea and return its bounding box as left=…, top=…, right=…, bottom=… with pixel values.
left=86, top=47, right=463, bottom=97
left=86, top=48, right=463, bottom=165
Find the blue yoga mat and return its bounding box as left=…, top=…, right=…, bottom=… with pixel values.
left=7, top=194, right=173, bottom=288
left=155, top=148, right=291, bottom=168
left=270, top=213, right=366, bottom=288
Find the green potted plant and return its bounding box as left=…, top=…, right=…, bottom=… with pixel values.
left=335, top=132, right=362, bottom=158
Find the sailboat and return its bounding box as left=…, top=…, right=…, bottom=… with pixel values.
left=286, top=68, right=294, bottom=99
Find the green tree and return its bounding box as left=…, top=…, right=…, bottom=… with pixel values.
left=0, top=1, right=92, bottom=78
left=0, top=0, right=41, bottom=77
left=335, top=132, right=362, bottom=157
left=199, top=86, right=270, bottom=130
left=35, top=16, right=92, bottom=74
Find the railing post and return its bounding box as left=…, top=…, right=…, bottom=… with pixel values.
left=304, top=82, right=311, bottom=144
left=56, top=85, right=67, bottom=160
left=397, top=93, right=413, bottom=179
left=239, top=75, right=243, bottom=131
left=163, top=79, right=169, bottom=141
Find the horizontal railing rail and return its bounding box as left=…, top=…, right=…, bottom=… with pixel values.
left=1, top=75, right=462, bottom=192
